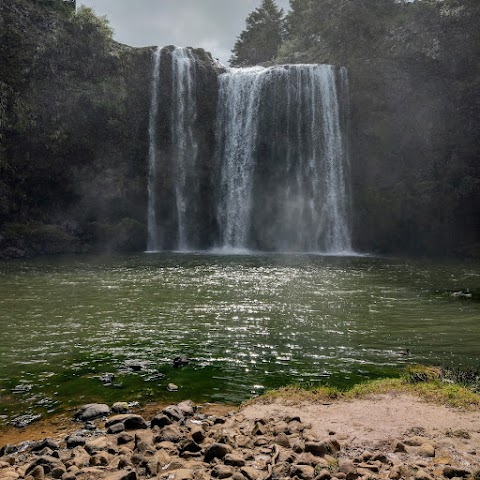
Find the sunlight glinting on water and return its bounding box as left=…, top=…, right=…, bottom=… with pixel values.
left=0, top=253, right=479, bottom=419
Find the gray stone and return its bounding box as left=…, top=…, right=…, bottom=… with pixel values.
left=275, top=432, right=290, bottom=448
left=418, top=443, right=435, bottom=458
left=316, top=469, right=332, bottom=480
left=151, top=414, right=173, bottom=429
left=391, top=440, right=406, bottom=453
left=189, top=424, right=205, bottom=444
left=105, top=414, right=148, bottom=430
left=224, top=453, right=246, bottom=467
left=205, top=443, right=231, bottom=462
left=108, top=422, right=126, bottom=434
left=371, top=452, right=389, bottom=464
left=305, top=442, right=327, bottom=457
left=162, top=405, right=184, bottom=422
left=389, top=465, right=409, bottom=480
left=212, top=465, right=234, bottom=478
left=104, top=471, right=137, bottom=480
left=90, top=451, right=112, bottom=466
left=272, top=462, right=291, bottom=478
left=29, top=465, right=45, bottom=480
left=25, top=456, right=63, bottom=476
left=443, top=466, right=471, bottom=478
left=292, top=464, right=315, bottom=480
left=163, top=469, right=194, bottom=480
left=404, top=436, right=429, bottom=447
left=112, top=402, right=129, bottom=414
left=74, top=403, right=110, bottom=421
left=117, top=432, right=134, bottom=445
left=157, top=424, right=182, bottom=443
left=176, top=400, right=195, bottom=417
left=84, top=436, right=108, bottom=454
left=415, top=469, right=433, bottom=480
left=240, top=466, right=260, bottom=480
left=69, top=446, right=91, bottom=468
left=31, top=439, right=59, bottom=452
left=178, top=438, right=202, bottom=453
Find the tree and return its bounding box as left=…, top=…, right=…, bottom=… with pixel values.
left=230, top=0, right=285, bottom=67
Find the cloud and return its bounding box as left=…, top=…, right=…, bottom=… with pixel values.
left=79, top=0, right=291, bottom=64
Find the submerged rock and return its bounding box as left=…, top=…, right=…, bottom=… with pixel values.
left=99, top=373, right=115, bottom=385
left=11, top=413, right=42, bottom=428
left=173, top=356, right=189, bottom=368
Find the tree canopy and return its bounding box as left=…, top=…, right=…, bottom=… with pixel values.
left=229, top=0, right=285, bottom=67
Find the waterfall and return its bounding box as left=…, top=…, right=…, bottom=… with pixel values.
left=147, top=49, right=352, bottom=254
left=216, top=65, right=352, bottom=253
left=146, top=46, right=200, bottom=252
left=216, top=67, right=269, bottom=249
left=170, top=47, right=198, bottom=251
left=147, top=47, right=161, bottom=252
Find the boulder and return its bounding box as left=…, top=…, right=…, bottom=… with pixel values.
left=31, top=439, right=59, bottom=452
left=240, top=466, right=261, bottom=480
left=163, top=405, right=184, bottom=422
left=104, top=471, right=137, bottom=480
left=74, top=404, right=110, bottom=422
left=25, top=456, right=64, bottom=476
left=418, top=443, right=435, bottom=458
left=105, top=414, right=148, bottom=430
left=112, top=402, right=129, bottom=414
left=176, top=400, right=196, bottom=417
left=443, top=466, right=471, bottom=478
left=151, top=414, right=173, bottom=429
left=204, top=443, right=232, bottom=463
left=292, top=464, right=315, bottom=480
left=305, top=442, right=327, bottom=457
left=275, top=432, right=290, bottom=448
left=224, top=453, right=246, bottom=467
left=212, top=465, right=234, bottom=478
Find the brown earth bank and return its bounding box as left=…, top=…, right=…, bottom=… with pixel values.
left=0, top=394, right=479, bottom=480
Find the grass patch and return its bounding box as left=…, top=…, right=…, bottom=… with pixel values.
left=247, top=366, right=480, bottom=410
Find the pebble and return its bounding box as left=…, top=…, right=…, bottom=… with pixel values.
left=0, top=401, right=477, bottom=480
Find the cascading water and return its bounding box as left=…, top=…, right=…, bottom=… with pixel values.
left=216, top=64, right=352, bottom=253
left=146, top=47, right=161, bottom=252
left=216, top=67, right=269, bottom=250
left=147, top=46, right=200, bottom=252
left=147, top=48, right=352, bottom=254
left=170, top=47, right=198, bottom=251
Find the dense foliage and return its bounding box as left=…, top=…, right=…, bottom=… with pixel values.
left=230, top=0, right=285, bottom=67
left=272, top=0, right=480, bottom=256
left=0, top=0, right=151, bottom=256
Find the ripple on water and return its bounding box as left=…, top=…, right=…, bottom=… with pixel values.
left=0, top=253, right=479, bottom=417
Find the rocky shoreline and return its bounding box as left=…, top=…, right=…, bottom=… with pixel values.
left=0, top=397, right=479, bottom=480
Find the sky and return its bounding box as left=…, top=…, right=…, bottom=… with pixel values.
left=78, top=0, right=291, bottom=65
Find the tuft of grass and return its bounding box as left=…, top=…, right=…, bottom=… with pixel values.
left=246, top=366, right=480, bottom=410
left=403, top=364, right=443, bottom=384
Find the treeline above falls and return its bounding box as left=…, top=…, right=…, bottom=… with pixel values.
left=1, top=0, right=479, bottom=258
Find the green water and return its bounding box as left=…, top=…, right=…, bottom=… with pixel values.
left=0, top=253, right=479, bottom=423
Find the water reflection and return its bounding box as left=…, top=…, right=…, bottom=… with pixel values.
left=0, top=253, right=479, bottom=420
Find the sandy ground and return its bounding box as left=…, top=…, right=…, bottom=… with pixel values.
left=241, top=394, right=480, bottom=471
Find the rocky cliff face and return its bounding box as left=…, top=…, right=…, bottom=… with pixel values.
left=0, top=1, right=222, bottom=257
left=275, top=0, right=480, bottom=257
